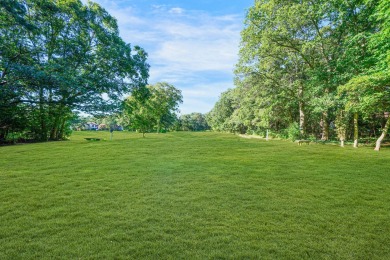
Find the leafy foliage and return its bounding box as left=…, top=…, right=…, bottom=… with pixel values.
left=123, top=83, right=182, bottom=136
left=180, top=113, right=210, bottom=131
left=0, top=0, right=149, bottom=142
left=210, top=0, right=390, bottom=149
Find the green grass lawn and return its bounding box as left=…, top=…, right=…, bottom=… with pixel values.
left=1, top=131, right=389, bottom=259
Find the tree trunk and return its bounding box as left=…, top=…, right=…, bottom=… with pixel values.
left=39, top=87, right=48, bottom=141
left=58, top=118, right=66, bottom=140
left=299, top=103, right=305, bottom=135
left=353, top=112, right=358, bottom=148
left=374, top=116, right=390, bottom=151
left=50, top=105, right=64, bottom=140
left=340, top=140, right=345, bottom=147
left=157, top=121, right=160, bottom=134
left=298, top=85, right=305, bottom=136
left=48, top=89, right=54, bottom=140
left=321, top=111, right=329, bottom=141
left=50, top=116, right=59, bottom=140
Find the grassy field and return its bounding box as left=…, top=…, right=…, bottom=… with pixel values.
left=1, top=131, right=389, bottom=259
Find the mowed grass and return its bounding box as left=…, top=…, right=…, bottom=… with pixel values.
left=0, top=131, right=389, bottom=259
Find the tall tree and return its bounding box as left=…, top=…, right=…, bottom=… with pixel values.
left=206, top=89, right=238, bottom=132
left=220, top=0, right=386, bottom=146
left=123, top=83, right=182, bottom=135
left=0, top=0, right=149, bottom=142
left=148, top=82, right=183, bottom=133
left=338, top=0, right=390, bottom=150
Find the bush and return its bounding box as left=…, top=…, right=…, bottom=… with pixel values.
left=286, top=122, right=301, bottom=141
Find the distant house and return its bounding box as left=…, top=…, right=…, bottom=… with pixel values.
left=99, top=124, right=123, bottom=131
left=98, top=124, right=108, bottom=130
left=85, top=122, right=99, bottom=131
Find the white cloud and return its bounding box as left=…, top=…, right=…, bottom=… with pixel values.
left=153, top=39, right=237, bottom=71
left=179, top=99, right=213, bottom=115
left=169, top=7, right=184, bottom=15
left=109, top=8, right=145, bottom=27
left=178, top=81, right=235, bottom=114
left=80, top=0, right=246, bottom=114
left=145, top=16, right=241, bottom=84
left=182, top=82, right=234, bottom=99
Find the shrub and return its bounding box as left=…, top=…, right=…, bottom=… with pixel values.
left=286, top=122, right=301, bottom=141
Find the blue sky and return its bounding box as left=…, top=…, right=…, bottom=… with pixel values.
left=85, top=0, right=254, bottom=114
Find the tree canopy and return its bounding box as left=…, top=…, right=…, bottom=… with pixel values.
left=123, top=82, right=183, bottom=136
left=0, top=0, right=149, bottom=142
left=208, top=0, right=390, bottom=150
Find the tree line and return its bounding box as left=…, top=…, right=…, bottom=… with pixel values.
left=1, top=1, right=211, bottom=143
left=71, top=82, right=209, bottom=136
left=207, top=0, right=390, bottom=150
left=122, top=83, right=210, bottom=135
left=0, top=0, right=149, bottom=143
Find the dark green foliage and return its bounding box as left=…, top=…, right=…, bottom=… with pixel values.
left=123, top=89, right=155, bottom=137
left=179, top=113, right=209, bottom=131
left=206, top=89, right=238, bottom=132
left=286, top=122, right=301, bottom=141
left=0, top=0, right=149, bottom=143
left=123, top=83, right=182, bottom=135
left=211, top=0, right=389, bottom=148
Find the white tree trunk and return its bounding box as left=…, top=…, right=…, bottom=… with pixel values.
left=298, top=85, right=305, bottom=136
left=374, top=116, right=390, bottom=151
left=353, top=112, right=358, bottom=148
left=340, top=140, right=344, bottom=147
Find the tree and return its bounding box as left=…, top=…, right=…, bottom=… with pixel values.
left=335, top=110, right=349, bottom=147
left=338, top=0, right=390, bottom=150
left=210, top=0, right=387, bottom=148
left=340, top=73, right=390, bottom=150
left=237, top=0, right=380, bottom=140
left=0, top=0, right=149, bottom=142
left=148, top=82, right=183, bottom=133
left=123, top=83, right=182, bottom=136
left=180, top=113, right=209, bottom=131
left=123, top=88, right=153, bottom=137
left=206, top=89, right=237, bottom=132
left=0, top=0, right=33, bottom=141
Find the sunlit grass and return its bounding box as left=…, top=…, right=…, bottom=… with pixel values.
left=1, top=131, right=389, bottom=259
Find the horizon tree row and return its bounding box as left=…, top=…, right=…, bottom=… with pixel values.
left=208, top=0, right=390, bottom=150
